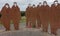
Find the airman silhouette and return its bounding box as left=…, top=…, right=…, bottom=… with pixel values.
left=0, top=10, right=2, bottom=25
left=26, top=4, right=29, bottom=28
left=26, top=4, right=32, bottom=28
left=11, top=2, right=21, bottom=30
left=26, top=4, right=31, bottom=28
left=50, top=0, right=60, bottom=35
left=1, top=3, right=11, bottom=31
left=36, top=2, right=42, bottom=28
left=0, top=10, right=2, bottom=18
left=31, top=4, right=37, bottom=28
left=40, top=1, right=49, bottom=32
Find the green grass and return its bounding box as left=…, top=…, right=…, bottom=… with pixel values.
left=10, top=16, right=26, bottom=24
left=0, top=16, right=26, bottom=25
left=20, top=16, right=26, bottom=23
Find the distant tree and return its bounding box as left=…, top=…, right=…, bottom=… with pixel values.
left=21, top=11, right=25, bottom=16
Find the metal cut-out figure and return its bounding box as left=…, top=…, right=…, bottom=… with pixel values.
left=40, top=1, right=49, bottom=32
left=26, top=4, right=33, bottom=28
left=1, top=3, right=11, bottom=31
left=50, top=0, right=60, bottom=35
left=11, top=2, right=21, bottom=30
left=36, top=2, right=42, bottom=28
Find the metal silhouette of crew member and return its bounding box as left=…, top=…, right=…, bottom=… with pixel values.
left=31, top=4, right=36, bottom=28
left=41, top=1, right=50, bottom=32
left=1, top=3, right=11, bottom=31
left=11, top=2, right=21, bottom=30
left=36, top=2, right=42, bottom=28
left=26, top=4, right=33, bottom=28
left=50, top=0, right=60, bottom=35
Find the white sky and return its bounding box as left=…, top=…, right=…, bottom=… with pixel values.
left=0, top=0, right=60, bottom=11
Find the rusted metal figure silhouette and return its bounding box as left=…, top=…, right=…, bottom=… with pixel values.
left=36, top=2, right=42, bottom=28
left=11, top=2, right=21, bottom=30
left=31, top=4, right=37, bottom=28
left=1, top=3, right=11, bottom=31
left=50, top=0, right=60, bottom=35
left=0, top=11, right=2, bottom=20
left=0, top=10, right=2, bottom=26
left=26, top=4, right=33, bottom=28
left=40, top=1, right=49, bottom=32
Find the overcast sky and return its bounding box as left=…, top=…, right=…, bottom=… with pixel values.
left=0, top=0, right=60, bottom=11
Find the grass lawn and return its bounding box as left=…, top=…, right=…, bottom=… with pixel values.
left=20, top=16, right=26, bottom=23
left=10, top=16, right=26, bottom=24
left=0, top=16, right=26, bottom=25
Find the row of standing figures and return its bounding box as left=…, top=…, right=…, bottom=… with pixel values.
left=0, top=0, right=59, bottom=36
left=0, top=2, right=21, bottom=31
left=26, top=0, right=60, bottom=36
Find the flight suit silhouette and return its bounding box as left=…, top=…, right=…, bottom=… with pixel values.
left=1, top=3, right=11, bottom=31
left=40, top=4, right=49, bottom=32
left=26, top=6, right=29, bottom=28
left=0, top=10, right=2, bottom=18
left=31, top=5, right=37, bottom=28
left=59, top=5, right=60, bottom=28
left=11, top=4, right=21, bottom=30
left=36, top=5, right=41, bottom=28
left=50, top=3, right=60, bottom=35
left=0, top=11, right=2, bottom=25
left=26, top=6, right=33, bottom=28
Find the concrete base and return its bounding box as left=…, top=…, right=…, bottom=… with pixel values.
left=0, top=28, right=56, bottom=36
left=0, top=24, right=60, bottom=36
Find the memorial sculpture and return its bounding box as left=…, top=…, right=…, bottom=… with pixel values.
left=50, top=0, right=60, bottom=35
left=1, top=3, right=11, bottom=31
left=11, top=2, right=21, bottom=30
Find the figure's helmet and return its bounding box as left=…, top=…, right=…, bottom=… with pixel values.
left=38, top=2, right=41, bottom=6
left=33, top=4, right=35, bottom=8
left=54, top=0, right=58, bottom=6
left=13, top=2, right=17, bottom=7
left=43, top=1, right=47, bottom=6
left=28, top=3, right=31, bottom=7
left=5, top=3, right=9, bottom=8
